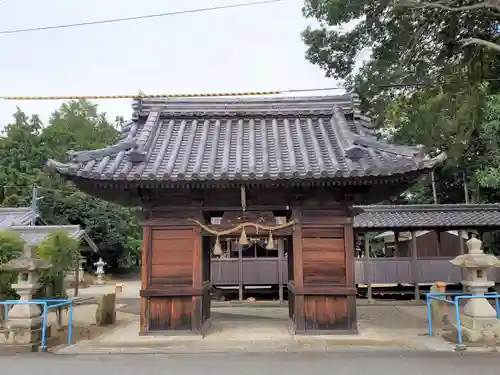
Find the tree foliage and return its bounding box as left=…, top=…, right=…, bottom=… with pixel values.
left=0, top=100, right=141, bottom=271
left=0, top=229, right=24, bottom=299
left=302, top=0, right=500, bottom=204
left=37, top=230, right=80, bottom=299
left=402, top=0, right=500, bottom=53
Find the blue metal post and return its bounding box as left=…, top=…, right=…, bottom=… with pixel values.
left=40, top=302, right=48, bottom=352
left=67, top=302, right=73, bottom=345
left=454, top=296, right=462, bottom=346
left=495, top=296, right=500, bottom=319
left=427, top=294, right=433, bottom=336
left=3, top=303, right=8, bottom=321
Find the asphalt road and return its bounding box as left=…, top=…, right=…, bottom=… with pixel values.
left=2, top=352, right=500, bottom=374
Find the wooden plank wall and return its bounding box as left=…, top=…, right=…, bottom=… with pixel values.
left=148, top=227, right=198, bottom=331
left=139, top=210, right=209, bottom=334
left=290, top=207, right=357, bottom=334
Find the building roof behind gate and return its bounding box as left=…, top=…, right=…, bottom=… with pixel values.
left=354, top=204, right=500, bottom=230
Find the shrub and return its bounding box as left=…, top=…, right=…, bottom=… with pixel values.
left=37, top=230, right=79, bottom=299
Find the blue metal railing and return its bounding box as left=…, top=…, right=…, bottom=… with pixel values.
left=0, top=299, right=74, bottom=352
left=426, top=292, right=500, bottom=347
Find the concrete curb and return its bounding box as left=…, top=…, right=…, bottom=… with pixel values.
left=81, top=339, right=416, bottom=349
left=51, top=337, right=456, bottom=355
left=53, top=346, right=425, bottom=355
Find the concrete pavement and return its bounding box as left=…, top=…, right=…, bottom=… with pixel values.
left=58, top=280, right=495, bottom=354
left=54, top=305, right=458, bottom=354
left=68, top=280, right=140, bottom=299
left=2, top=352, right=500, bottom=374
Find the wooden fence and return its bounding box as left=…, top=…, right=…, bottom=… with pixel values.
left=211, top=257, right=500, bottom=286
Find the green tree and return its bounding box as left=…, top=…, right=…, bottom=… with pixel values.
left=0, top=109, right=45, bottom=206
left=118, top=236, right=142, bottom=269
left=0, top=229, right=25, bottom=299
left=402, top=0, right=500, bottom=53
left=384, top=79, right=488, bottom=203
left=473, top=94, right=500, bottom=193
left=301, top=0, right=500, bottom=204
left=0, top=101, right=142, bottom=272
left=40, top=100, right=119, bottom=161
left=37, top=230, right=80, bottom=299
left=301, top=0, right=500, bottom=112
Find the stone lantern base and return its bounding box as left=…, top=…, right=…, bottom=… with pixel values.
left=0, top=244, right=53, bottom=351
left=1, top=320, right=53, bottom=351
left=448, top=311, right=500, bottom=345
left=446, top=238, right=500, bottom=346
left=5, top=324, right=45, bottom=346
left=455, top=315, right=500, bottom=343
left=2, top=303, right=52, bottom=346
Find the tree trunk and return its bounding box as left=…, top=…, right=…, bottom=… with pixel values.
left=74, top=262, right=80, bottom=297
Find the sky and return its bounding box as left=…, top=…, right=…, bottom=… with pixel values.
left=0, top=0, right=362, bottom=126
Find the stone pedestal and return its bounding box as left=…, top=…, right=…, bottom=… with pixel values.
left=0, top=245, right=52, bottom=348
left=449, top=238, right=500, bottom=345
left=459, top=315, right=500, bottom=342
left=5, top=282, right=43, bottom=345
left=457, top=280, right=500, bottom=343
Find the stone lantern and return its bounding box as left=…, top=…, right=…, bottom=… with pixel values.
left=450, top=237, right=500, bottom=344
left=94, top=257, right=106, bottom=285
left=78, top=256, right=86, bottom=284
left=0, top=244, right=51, bottom=345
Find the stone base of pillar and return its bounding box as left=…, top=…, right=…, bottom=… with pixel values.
left=449, top=314, right=500, bottom=344
left=1, top=323, right=52, bottom=346
left=7, top=325, right=42, bottom=345
left=3, top=302, right=49, bottom=346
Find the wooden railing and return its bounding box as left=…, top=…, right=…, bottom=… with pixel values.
left=355, top=257, right=500, bottom=284
left=211, top=257, right=500, bottom=286
left=211, top=258, right=288, bottom=285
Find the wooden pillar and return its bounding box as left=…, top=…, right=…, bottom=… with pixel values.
left=459, top=229, right=466, bottom=293
left=278, top=238, right=284, bottom=304
left=364, top=232, right=373, bottom=303
left=394, top=231, right=400, bottom=257
left=290, top=206, right=305, bottom=332
left=410, top=231, right=419, bottom=302
left=238, top=244, right=243, bottom=301
left=139, top=208, right=209, bottom=335
left=288, top=204, right=357, bottom=334
left=140, top=224, right=151, bottom=333
left=459, top=230, right=465, bottom=255
left=436, top=230, right=442, bottom=256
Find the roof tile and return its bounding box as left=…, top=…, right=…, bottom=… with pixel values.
left=8, top=225, right=98, bottom=252
left=47, top=95, right=445, bottom=182
left=0, top=207, right=38, bottom=227
left=354, top=204, right=500, bottom=229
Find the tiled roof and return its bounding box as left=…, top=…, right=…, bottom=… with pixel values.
left=354, top=204, right=500, bottom=229
left=46, top=95, right=445, bottom=183
left=8, top=225, right=98, bottom=252
left=0, top=207, right=38, bottom=227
